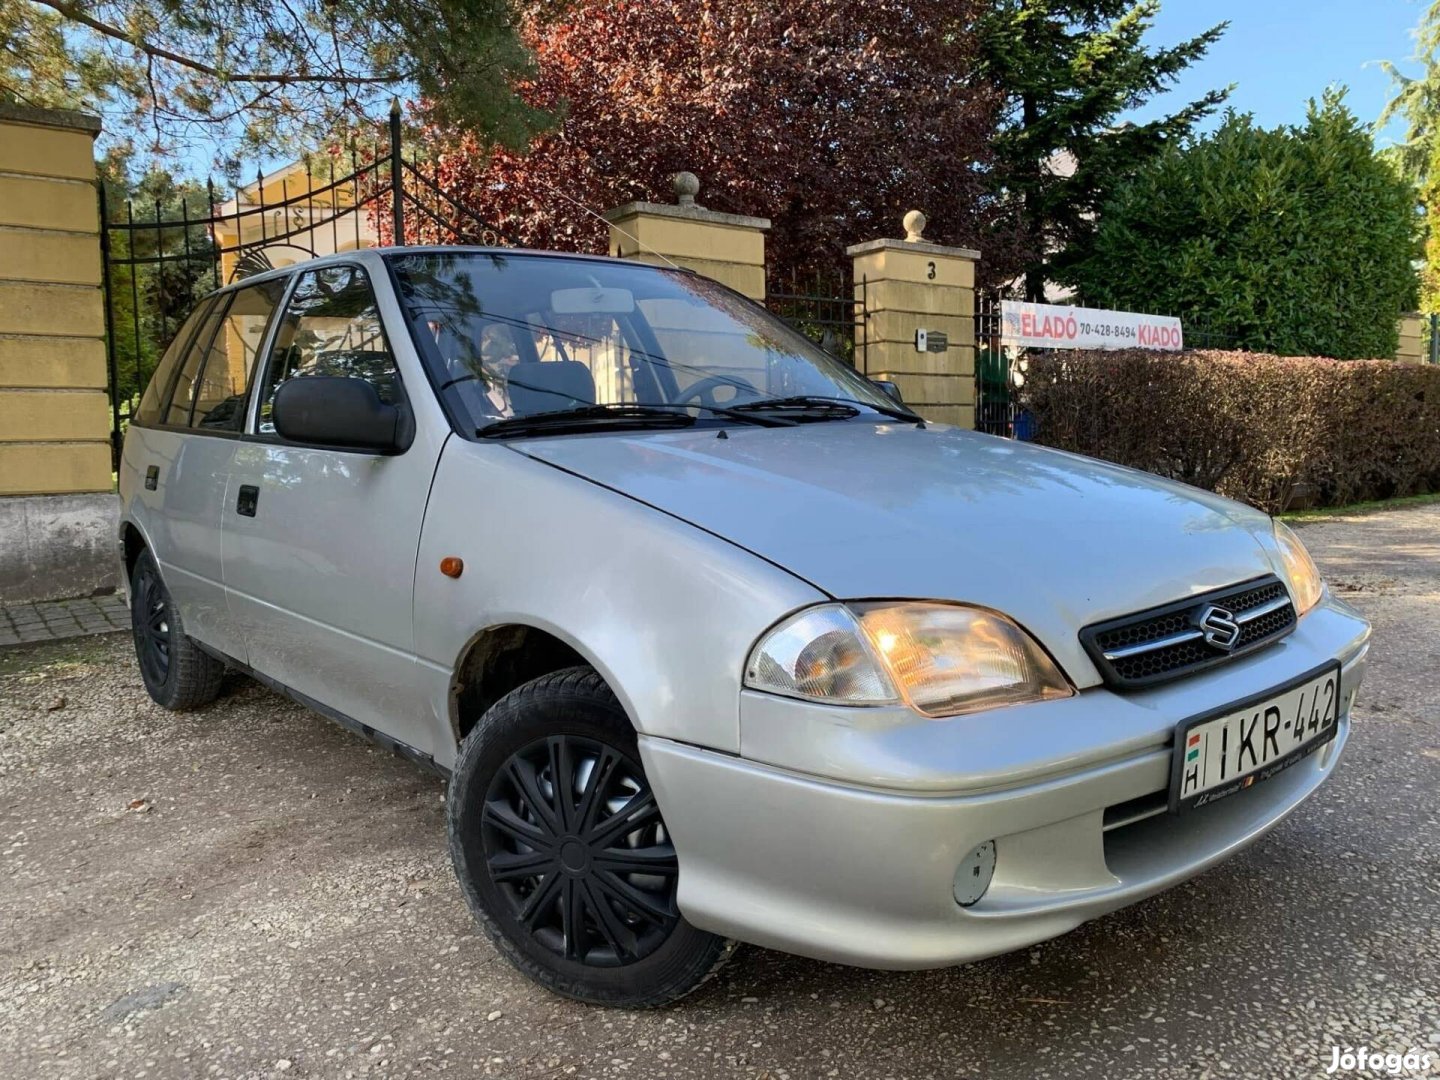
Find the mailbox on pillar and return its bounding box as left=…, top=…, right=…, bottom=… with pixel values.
left=915, top=329, right=949, bottom=354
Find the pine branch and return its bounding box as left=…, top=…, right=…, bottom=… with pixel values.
left=30, top=0, right=411, bottom=86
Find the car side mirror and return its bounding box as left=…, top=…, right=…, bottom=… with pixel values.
left=870, top=378, right=904, bottom=405
left=272, top=376, right=412, bottom=453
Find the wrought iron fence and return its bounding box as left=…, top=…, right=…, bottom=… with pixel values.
left=973, top=293, right=1020, bottom=437
left=100, top=107, right=519, bottom=465
left=397, top=158, right=517, bottom=248
left=765, top=271, right=866, bottom=371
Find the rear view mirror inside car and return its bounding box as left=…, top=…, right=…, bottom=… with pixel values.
left=550, top=287, right=636, bottom=315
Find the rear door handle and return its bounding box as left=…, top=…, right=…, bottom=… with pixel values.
left=144, top=465, right=159, bottom=491
left=236, top=484, right=259, bottom=517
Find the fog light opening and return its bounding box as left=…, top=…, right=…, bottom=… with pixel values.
left=953, top=840, right=996, bottom=907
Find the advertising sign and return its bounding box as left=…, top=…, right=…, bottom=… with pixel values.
left=1000, top=301, right=1183, bottom=351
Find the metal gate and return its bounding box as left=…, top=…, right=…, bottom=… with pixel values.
left=765, top=271, right=867, bottom=371
left=973, top=292, right=1023, bottom=436
left=99, top=109, right=516, bottom=466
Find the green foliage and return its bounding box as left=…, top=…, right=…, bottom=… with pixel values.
left=99, top=149, right=218, bottom=412
left=1378, top=0, right=1440, bottom=187
left=1064, top=93, right=1420, bottom=360
left=0, top=2, right=129, bottom=112
left=1, top=1, right=548, bottom=169
left=1379, top=3, right=1440, bottom=319
left=978, top=0, right=1229, bottom=296
left=1418, top=139, right=1440, bottom=316
left=1022, top=348, right=1440, bottom=513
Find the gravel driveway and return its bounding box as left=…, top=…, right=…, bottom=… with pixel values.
left=2, top=504, right=1438, bottom=1080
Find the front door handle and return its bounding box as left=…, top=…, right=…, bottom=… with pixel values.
left=236, top=484, right=259, bottom=517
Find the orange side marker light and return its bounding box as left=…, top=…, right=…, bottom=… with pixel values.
left=440, top=556, right=464, bottom=579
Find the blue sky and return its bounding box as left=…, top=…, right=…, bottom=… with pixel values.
left=1129, top=0, right=1427, bottom=147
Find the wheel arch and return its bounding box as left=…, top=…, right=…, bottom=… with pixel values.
left=120, top=519, right=150, bottom=581
left=118, top=515, right=167, bottom=598
left=447, top=619, right=638, bottom=747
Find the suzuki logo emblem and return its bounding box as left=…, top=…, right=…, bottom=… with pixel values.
left=1195, top=605, right=1241, bottom=652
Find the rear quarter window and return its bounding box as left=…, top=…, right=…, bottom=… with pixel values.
left=132, top=298, right=216, bottom=427
left=164, top=299, right=231, bottom=426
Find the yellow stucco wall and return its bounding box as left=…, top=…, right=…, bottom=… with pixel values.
left=604, top=194, right=770, bottom=302
left=0, top=105, right=109, bottom=496
left=850, top=236, right=980, bottom=429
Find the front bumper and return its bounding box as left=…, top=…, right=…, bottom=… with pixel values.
left=641, top=599, right=1369, bottom=969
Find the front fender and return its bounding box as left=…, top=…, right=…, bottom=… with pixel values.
left=413, top=439, right=824, bottom=770
left=439, top=611, right=631, bottom=745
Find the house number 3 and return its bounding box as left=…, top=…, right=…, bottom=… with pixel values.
left=927, top=261, right=936, bottom=280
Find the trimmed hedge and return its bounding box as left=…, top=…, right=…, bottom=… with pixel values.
left=1020, top=349, right=1440, bottom=513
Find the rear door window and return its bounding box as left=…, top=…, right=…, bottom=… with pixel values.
left=187, top=279, right=286, bottom=431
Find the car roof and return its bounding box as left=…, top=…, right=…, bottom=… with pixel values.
left=201, top=245, right=679, bottom=299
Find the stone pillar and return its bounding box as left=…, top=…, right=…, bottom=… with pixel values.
left=0, top=104, right=116, bottom=602
left=1396, top=312, right=1425, bottom=364
left=602, top=172, right=770, bottom=301
left=848, top=212, right=979, bottom=428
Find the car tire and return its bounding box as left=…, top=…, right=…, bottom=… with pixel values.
left=129, top=548, right=226, bottom=711
left=448, top=666, right=735, bottom=1007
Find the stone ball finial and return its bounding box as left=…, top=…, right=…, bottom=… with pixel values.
left=903, top=210, right=927, bottom=243
left=673, top=171, right=701, bottom=207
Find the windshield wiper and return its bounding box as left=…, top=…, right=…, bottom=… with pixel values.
left=727, top=394, right=921, bottom=424
left=680, top=403, right=798, bottom=428
left=478, top=404, right=698, bottom=439
left=479, top=401, right=800, bottom=439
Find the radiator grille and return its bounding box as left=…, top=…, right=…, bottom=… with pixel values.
left=1081, top=576, right=1296, bottom=690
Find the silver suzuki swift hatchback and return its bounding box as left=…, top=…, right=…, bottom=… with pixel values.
left=118, top=247, right=1371, bottom=1007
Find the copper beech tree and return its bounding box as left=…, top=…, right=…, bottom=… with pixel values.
left=393, top=0, right=1027, bottom=283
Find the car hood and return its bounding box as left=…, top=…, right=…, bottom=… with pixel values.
left=513, top=421, right=1282, bottom=686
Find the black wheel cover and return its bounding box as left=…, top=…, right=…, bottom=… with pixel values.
left=481, top=734, right=679, bottom=967
left=132, top=559, right=171, bottom=689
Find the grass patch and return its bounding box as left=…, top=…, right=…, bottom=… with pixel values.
left=1279, top=491, right=1440, bottom=523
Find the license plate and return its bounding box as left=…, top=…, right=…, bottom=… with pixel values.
left=1170, top=663, right=1341, bottom=812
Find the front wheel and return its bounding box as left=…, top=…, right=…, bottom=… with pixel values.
left=447, top=667, right=734, bottom=1007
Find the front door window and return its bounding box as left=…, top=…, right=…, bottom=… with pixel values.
left=257, top=265, right=402, bottom=435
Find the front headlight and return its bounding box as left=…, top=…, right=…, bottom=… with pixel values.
left=1272, top=520, right=1324, bottom=615
left=744, top=602, right=1073, bottom=718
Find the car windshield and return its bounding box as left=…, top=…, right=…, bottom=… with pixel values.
left=386, top=251, right=901, bottom=433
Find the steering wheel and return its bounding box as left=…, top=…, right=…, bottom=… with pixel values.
left=673, top=375, right=756, bottom=410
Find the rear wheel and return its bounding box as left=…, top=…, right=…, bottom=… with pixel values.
left=448, top=666, right=734, bottom=1007
left=129, top=549, right=225, bottom=710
